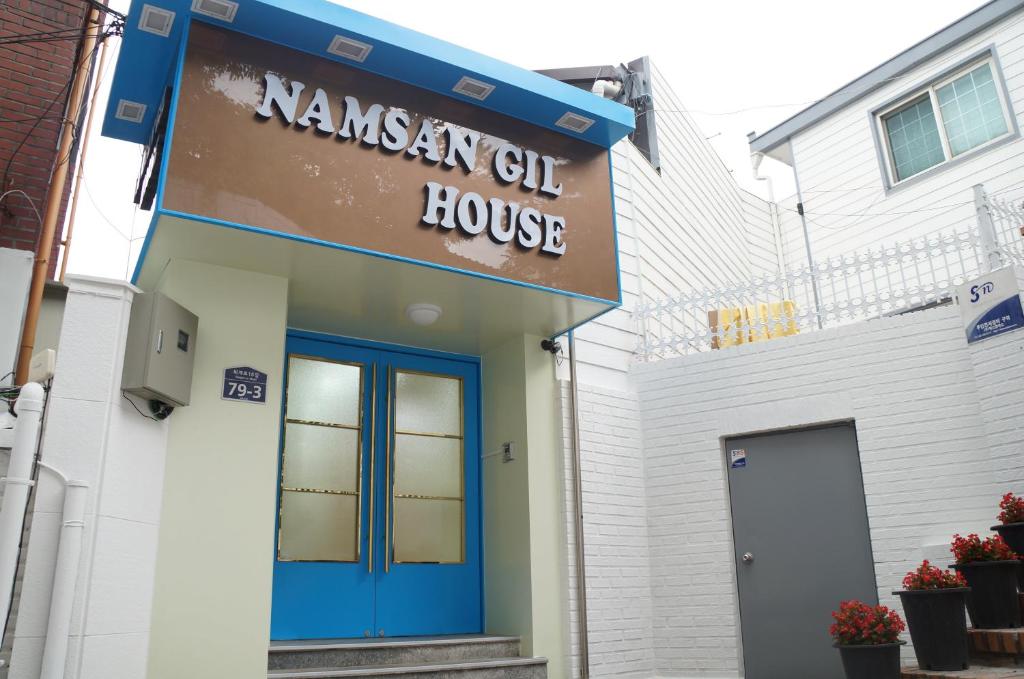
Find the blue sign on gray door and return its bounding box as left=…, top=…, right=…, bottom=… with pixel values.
left=222, top=366, right=267, bottom=404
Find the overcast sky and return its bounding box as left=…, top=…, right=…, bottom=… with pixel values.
left=65, top=0, right=982, bottom=279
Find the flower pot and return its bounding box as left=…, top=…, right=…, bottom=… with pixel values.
left=992, top=523, right=1024, bottom=554
left=991, top=524, right=1024, bottom=588
left=835, top=642, right=905, bottom=679
left=895, top=588, right=970, bottom=671
left=953, top=560, right=1022, bottom=629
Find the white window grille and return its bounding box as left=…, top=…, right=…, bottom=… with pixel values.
left=874, top=56, right=1015, bottom=186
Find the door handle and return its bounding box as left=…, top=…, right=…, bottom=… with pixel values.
left=367, top=363, right=376, bottom=574
left=384, top=366, right=394, bottom=574
left=742, top=552, right=754, bottom=564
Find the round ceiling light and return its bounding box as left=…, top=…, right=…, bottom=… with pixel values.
left=405, top=303, right=443, bottom=326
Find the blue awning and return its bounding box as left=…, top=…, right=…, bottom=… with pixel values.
left=101, top=0, right=635, bottom=148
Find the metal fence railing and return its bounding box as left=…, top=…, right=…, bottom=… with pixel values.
left=635, top=184, right=1022, bottom=361
left=988, top=190, right=1024, bottom=267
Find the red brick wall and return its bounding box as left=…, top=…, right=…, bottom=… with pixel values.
left=0, top=0, right=90, bottom=278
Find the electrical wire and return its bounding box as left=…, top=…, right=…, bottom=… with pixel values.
left=81, top=179, right=133, bottom=240
left=122, top=392, right=159, bottom=421
left=0, top=22, right=117, bottom=198
left=0, top=113, right=65, bottom=126
left=785, top=200, right=972, bottom=220
left=0, top=190, right=42, bottom=226
left=655, top=35, right=1024, bottom=122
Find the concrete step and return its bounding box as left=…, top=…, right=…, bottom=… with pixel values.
left=970, top=629, right=1024, bottom=664
left=902, top=667, right=1024, bottom=678
left=900, top=629, right=1024, bottom=677
left=267, top=656, right=548, bottom=679
left=268, top=636, right=522, bottom=671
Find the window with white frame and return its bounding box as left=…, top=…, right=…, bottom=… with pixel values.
left=876, top=57, right=1014, bottom=184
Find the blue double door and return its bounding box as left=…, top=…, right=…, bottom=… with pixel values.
left=271, top=333, right=482, bottom=640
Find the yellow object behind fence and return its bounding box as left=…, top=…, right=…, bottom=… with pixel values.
left=708, top=301, right=799, bottom=349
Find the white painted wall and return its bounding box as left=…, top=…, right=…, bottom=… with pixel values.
left=781, top=7, right=1024, bottom=269
left=559, top=381, right=656, bottom=679
left=146, top=260, right=288, bottom=679
left=9, top=275, right=169, bottom=679
left=571, top=65, right=779, bottom=393
left=562, top=61, right=781, bottom=678
left=0, top=248, right=33, bottom=386
left=631, top=302, right=1021, bottom=677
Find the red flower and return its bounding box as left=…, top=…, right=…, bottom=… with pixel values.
left=951, top=533, right=1017, bottom=564
left=829, top=600, right=905, bottom=645
left=999, top=493, right=1024, bottom=525
left=902, top=560, right=965, bottom=590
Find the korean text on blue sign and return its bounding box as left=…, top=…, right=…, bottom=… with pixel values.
left=222, top=366, right=268, bottom=404
left=957, top=267, right=1024, bottom=344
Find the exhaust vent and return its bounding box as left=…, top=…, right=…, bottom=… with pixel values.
left=191, top=0, right=238, bottom=22
left=453, top=76, right=494, bottom=101
left=555, top=112, right=595, bottom=134
left=115, top=100, right=147, bottom=124
left=138, top=4, right=175, bottom=37
left=327, top=35, right=373, bottom=63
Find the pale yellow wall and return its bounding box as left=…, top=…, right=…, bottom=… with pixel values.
left=481, top=335, right=569, bottom=678
left=523, top=335, right=569, bottom=679
left=482, top=336, right=534, bottom=644
left=147, top=259, right=288, bottom=679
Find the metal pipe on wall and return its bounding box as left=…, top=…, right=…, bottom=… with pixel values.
left=38, top=462, right=88, bottom=679
left=15, top=4, right=104, bottom=384
left=792, top=164, right=824, bottom=328
left=567, top=331, right=589, bottom=678
left=59, top=34, right=112, bottom=282
left=750, top=152, right=790, bottom=297
left=0, top=383, right=44, bottom=642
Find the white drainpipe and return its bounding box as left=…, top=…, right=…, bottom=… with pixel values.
left=750, top=152, right=790, bottom=292
left=37, top=460, right=88, bottom=679
left=0, top=382, right=44, bottom=642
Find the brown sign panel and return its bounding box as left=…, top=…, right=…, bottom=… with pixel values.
left=162, top=23, right=620, bottom=302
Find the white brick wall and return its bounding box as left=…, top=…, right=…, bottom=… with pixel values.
left=630, top=304, right=1020, bottom=676
left=966, top=287, right=1024, bottom=488
left=559, top=380, right=656, bottom=678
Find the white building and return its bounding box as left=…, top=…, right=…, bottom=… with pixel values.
left=750, top=0, right=1024, bottom=270
left=0, top=2, right=1022, bottom=679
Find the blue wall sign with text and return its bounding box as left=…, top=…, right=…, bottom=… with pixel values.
left=222, top=366, right=268, bottom=404
left=730, top=449, right=747, bottom=469
left=957, top=267, right=1024, bottom=345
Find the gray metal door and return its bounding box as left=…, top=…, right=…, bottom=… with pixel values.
left=727, top=423, right=877, bottom=679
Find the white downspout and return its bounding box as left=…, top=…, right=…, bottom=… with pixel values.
left=750, top=152, right=789, bottom=289
left=0, top=382, right=44, bottom=642
left=38, top=462, right=88, bottom=679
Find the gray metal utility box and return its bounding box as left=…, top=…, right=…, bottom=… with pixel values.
left=121, top=292, right=198, bottom=407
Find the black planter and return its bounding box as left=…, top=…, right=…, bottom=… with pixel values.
left=992, top=523, right=1024, bottom=554
left=953, top=560, right=1022, bottom=629
left=895, top=588, right=970, bottom=670
left=992, top=524, right=1024, bottom=588
left=835, top=642, right=905, bottom=679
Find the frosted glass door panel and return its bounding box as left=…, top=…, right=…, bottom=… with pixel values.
left=394, top=434, right=461, bottom=498
left=279, top=491, right=358, bottom=562
left=395, top=372, right=461, bottom=435
left=278, top=355, right=365, bottom=563
left=390, top=370, right=464, bottom=564
left=282, top=423, right=358, bottom=492
left=393, top=498, right=462, bottom=563
left=287, top=357, right=361, bottom=425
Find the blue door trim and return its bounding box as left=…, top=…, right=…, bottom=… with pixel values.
left=268, top=329, right=483, bottom=639
left=286, top=328, right=482, bottom=367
